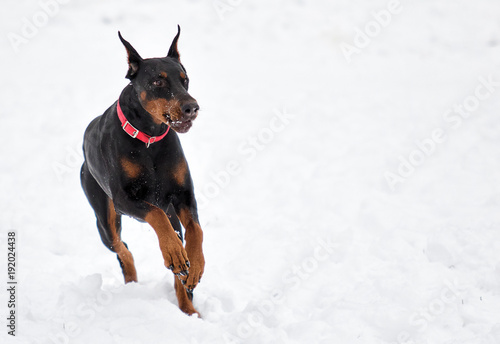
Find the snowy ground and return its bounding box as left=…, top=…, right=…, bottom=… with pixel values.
left=2, top=0, right=500, bottom=343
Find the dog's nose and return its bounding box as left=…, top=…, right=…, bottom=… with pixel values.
left=182, top=103, right=199, bottom=119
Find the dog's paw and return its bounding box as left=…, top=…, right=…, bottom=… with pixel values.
left=178, top=254, right=204, bottom=291
left=163, top=240, right=190, bottom=276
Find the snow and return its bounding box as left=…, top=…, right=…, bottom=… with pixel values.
left=2, top=0, right=500, bottom=343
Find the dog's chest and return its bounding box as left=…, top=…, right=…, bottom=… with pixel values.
left=120, top=156, right=184, bottom=205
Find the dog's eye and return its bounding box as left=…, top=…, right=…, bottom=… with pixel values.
left=153, top=79, right=167, bottom=87
left=183, top=78, right=189, bottom=87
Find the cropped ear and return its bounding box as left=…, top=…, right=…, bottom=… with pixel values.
left=167, top=25, right=181, bottom=60
left=118, top=31, right=143, bottom=79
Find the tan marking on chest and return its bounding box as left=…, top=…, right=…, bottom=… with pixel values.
left=173, top=159, right=188, bottom=185
left=120, top=157, right=142, bottom=179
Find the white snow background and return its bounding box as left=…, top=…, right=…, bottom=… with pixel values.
left=2, top=0, right=500, bottom=343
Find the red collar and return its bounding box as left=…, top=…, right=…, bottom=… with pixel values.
left=116, top=100, right=170, bottom=148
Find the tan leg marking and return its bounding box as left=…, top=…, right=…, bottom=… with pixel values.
left=174, top=276, right=200, bottom=316
left=177, top=208, right=204, bottom=290
left=108, top=198, right=137, bottom=283
left=144, top=205, right=189, bottom=273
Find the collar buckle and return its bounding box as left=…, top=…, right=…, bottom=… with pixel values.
left=122, top=120, right=139, bottom=138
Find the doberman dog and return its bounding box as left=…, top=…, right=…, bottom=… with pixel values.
left=80, top=26, right=204, bottom=316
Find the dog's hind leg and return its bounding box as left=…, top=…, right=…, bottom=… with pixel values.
left=81, top=162, right=138, bottom=283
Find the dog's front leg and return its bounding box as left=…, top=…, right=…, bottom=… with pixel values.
left=125, top=201, right=190, bottom=276
left=176, top=206, right=205, bottom=292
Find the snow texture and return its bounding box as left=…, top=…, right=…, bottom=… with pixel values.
left=2, top=0, right=500, bottom=343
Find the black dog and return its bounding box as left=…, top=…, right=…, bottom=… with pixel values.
left=80, top=26, right=204, bottom=316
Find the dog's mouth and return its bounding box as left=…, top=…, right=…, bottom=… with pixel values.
left=163, top=113, right=194, bottom=133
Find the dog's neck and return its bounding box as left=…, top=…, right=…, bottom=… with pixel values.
left=118, top=84, right=170, bottom=137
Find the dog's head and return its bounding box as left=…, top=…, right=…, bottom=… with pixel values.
left=118, top=26, right=199, bottom=133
